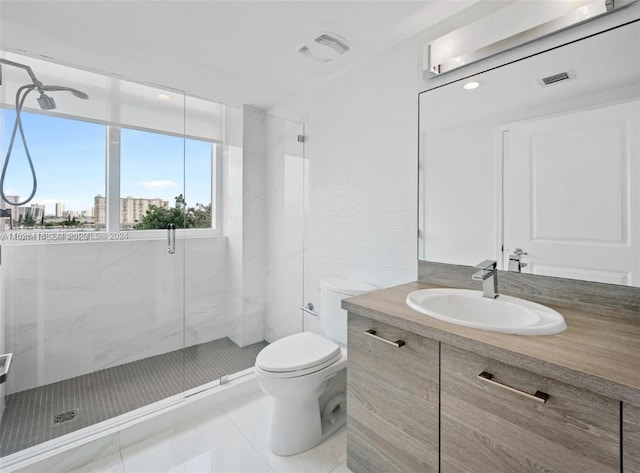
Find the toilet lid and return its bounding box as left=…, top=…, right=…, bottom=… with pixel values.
left=256, top=332, right=341, bottom=374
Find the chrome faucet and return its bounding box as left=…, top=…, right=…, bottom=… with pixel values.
left=508, top=248, right=528, bottom=273
left=472, top=260, right=499, bottom=299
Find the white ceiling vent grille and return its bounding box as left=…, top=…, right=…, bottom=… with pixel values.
left=297, top=32, right=351, bottom=64
left=537, top=69, right=576, bottom=87
left=314, top=33, right=351, bottom=55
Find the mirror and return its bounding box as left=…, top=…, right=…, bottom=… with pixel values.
left=419, top=20, right=640, bottom=287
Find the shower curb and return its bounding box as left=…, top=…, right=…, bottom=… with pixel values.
left=0, top=370, right=260, bottom=473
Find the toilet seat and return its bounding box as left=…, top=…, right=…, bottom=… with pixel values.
left=256, top=332, right=342, bottom=379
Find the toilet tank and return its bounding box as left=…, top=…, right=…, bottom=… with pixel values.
left=320, top=277, right=377, bottom=346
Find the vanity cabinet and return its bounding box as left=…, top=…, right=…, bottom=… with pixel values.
left=440, top=345, right=620, bottom=473
left=624, top=403, right=640, bottom=473
left=347, top=313, right=440, bottom=473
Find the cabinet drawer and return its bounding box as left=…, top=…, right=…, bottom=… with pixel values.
left=347, top=313, right=439, bottom=473
left=441, top=344, right=619, bottom=473
left=624, top=403, right=640, bottom=472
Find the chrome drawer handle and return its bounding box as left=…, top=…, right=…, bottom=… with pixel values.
left=478, top=371, right=549, bottom=404
left=364, top=329, right=405, bottom=348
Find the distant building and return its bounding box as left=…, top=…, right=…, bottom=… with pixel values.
left=94, top=195, right=168, bottom=227
left=0, top=195, right=20, bottom=224
left=55, top=202, right=65, bottom=217
left=15, top=203, right=44, bottom=225
left=0, top=197, right=45, bottom=226
left=94, top=195, right=106, bottom=226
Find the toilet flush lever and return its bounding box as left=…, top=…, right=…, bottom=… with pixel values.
left=300, top=303, right=317, bottom=317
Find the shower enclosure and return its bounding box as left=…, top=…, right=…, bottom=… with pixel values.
left=0, top=51, right=305, bottom=461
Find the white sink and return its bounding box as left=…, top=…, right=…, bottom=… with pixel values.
left=406, top=288, right=566, bottom=335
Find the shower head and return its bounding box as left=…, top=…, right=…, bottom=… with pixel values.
left=41, top=85, right=89, bottom=100
left=32, top=85, right=89, bottom=110
left=36, top=93, right=56, bottom=110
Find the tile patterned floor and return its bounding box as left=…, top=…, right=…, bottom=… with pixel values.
left=0, top=338, right=268, bottom=457
left=68, top=390, right=352, bottom=473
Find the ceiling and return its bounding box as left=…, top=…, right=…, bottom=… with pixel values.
left=0, top=0, right=486, bottom=108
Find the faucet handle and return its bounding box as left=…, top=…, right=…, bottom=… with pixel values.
left=475, top=260, right=497, bottom=271
left=510, top=248, right=528, bottom=259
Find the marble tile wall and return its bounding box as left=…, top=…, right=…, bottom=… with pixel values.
left=0, top=250, right=5, bottom=420
left=263, top=114, right=304, bottom=343
left=222, top=105, right=248, bottom=348
left=224, top=107, right=305, bottom=348
left=238, top=107, right=267, bottom=347
left=2, top=236, right=231, bottom=395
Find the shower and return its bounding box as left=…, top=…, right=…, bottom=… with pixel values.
left=0, top=57, right=89, bottom=206
left=0, top=54, right=306, bottom=461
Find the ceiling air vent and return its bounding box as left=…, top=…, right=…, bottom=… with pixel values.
left=538, top=70, right=576, bottom=87
left=314, top=33, right=350, bottom=55
left=297, top=32, right=351, bottom=64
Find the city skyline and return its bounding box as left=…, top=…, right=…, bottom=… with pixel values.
left=0, top=109, right=213, bottom=216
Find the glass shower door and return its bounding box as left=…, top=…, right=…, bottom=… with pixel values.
left=0, top=52, right=187, bottom=458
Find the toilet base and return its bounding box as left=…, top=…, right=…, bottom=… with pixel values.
left=266, top=368, right=347, bottom=456
left=268, top=397, right=346, bottom=456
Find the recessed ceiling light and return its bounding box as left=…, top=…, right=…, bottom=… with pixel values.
left=157, top=94, right=171, bottom=100
left=463, top=81, right=480, bottom=90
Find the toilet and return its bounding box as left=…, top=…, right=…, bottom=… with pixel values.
left=255, top=277, right=376, bottom=456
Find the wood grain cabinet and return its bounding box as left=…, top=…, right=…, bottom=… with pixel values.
left=346, top=313, right=440, bottom=473
left=440, top=344, right=620, bottom=473
left=624, top=403, right=640, bottom=472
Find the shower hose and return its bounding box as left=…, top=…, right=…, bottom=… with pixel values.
left=1, top=84, right=39, bottom=206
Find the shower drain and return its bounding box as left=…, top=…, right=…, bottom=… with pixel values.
left=53, top=409, right=78, bottom=425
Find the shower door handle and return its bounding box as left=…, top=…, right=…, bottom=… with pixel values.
left=167, top=223, right=176, bottom=254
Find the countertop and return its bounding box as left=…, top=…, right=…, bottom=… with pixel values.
left=342, top=280, right=640, bottom=404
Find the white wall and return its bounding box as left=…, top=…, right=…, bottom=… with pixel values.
left=265, top=10, right=492, bottom=329
left=270, top=32, right=425, bottom=331
left=268, top=1, right=640, bottom=332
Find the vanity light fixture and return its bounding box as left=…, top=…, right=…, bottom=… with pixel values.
left=463, top=81, right=480, bottom=90
left=425, top=0, right=620, bottom=77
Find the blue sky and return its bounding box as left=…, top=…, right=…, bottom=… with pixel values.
left=0, top=109, right=212, bottom=215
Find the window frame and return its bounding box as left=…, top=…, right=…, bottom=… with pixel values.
left=108, top=125, right=222, bottom=237
left=0, top=105, right=222, bottom=240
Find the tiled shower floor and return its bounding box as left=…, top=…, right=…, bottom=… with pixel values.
left=0, top=337, right=267, bottom=457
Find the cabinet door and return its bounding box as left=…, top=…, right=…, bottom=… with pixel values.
left=441, top=344, right=619, bottom=473
left=347, top=313, right=439, bottom=473
left=625, top=403, right=640, bottom=472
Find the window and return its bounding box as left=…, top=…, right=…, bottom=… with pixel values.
left=0, top=110, right=218, bottom=236
left=0, top=109, right=105, bottom=231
